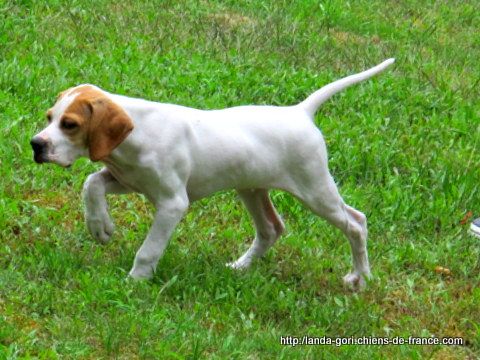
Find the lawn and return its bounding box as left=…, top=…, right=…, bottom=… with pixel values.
left=0, top=0, right=479, bottom=358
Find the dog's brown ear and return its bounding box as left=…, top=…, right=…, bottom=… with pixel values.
left=87, top=97, right=134, bottom=161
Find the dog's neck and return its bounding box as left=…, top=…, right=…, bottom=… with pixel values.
left=95, top=93, right=161, bottom=196
left=101, top=93, right=154, bottom=161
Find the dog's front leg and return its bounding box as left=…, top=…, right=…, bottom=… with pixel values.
left=129, top=193, right=189, bottom=280
left=83, top=168, right=130, bottom=243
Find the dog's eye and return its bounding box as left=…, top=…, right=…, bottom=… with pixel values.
left=46, top=114, right=52, bottom=123
left=61, top=119, right=79, bottom=130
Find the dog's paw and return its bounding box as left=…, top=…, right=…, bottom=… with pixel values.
left=226, top=260, right=250, bottom=270
left=86, top=212, right=114, bottom=244
left=342, top=272, right=370, bottom=291
left=128, top=266, right=154, bottom=280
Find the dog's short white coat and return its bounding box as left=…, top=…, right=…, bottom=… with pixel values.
left=35, top=59, right=394, bottom=290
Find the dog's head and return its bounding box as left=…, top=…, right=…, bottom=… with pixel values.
left=30, top=85, right=134, bottom=167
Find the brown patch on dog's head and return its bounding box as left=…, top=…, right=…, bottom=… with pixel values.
left=61, top=85, right=134, bottom=161
left=46, top=109, right=53, bottom=124
left=56, top=88, right=71, bottom=102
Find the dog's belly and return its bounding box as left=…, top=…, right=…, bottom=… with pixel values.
left=186, top=162, right=283, bottom=200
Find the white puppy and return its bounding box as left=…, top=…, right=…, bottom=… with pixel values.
left=31, top=59, right=394, bottom=290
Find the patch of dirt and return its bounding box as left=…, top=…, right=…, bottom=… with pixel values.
left=207, top=12, right=255, bottom=29
left=329, top=29, right=380, bottom=45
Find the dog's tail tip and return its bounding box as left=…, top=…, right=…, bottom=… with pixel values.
left=373, top=58, right=395, bottom=73
left=383, top=58, right=396, bottom=66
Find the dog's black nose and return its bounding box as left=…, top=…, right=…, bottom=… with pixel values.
left=30, top=136, right=48, bottom=163
left=30, top=136, right=47, bottom=153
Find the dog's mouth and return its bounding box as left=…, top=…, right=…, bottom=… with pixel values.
left=33, top=152, right=48, bottom=164
left=33, top=152, right=72, bottom=168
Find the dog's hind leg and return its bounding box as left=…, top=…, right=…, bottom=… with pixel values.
left=289, top=171, right=370, bottom=291
left=227, top=189, right=285, bottom=270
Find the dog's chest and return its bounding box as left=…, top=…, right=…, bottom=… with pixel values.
left=107, top=163, right=142, bottom=192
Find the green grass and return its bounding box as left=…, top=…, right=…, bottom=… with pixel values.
left=1, top=0, right=479, bottom=358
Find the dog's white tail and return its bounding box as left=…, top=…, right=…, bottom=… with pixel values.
left=299, top=58, right=395, bottom=117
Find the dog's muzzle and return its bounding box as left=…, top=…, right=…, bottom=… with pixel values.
left=30, top=136, right=49, bottom=164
